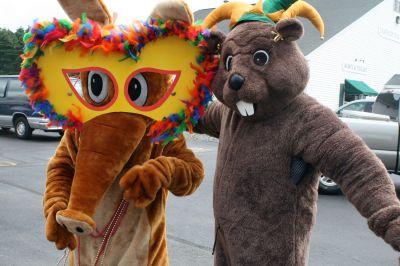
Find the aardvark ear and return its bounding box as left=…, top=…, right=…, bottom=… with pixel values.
left=150, top=0, right=194, bottom=24
left=57, top=0, right=111, bottom=25
left=275, top=18, right=304, bottom=42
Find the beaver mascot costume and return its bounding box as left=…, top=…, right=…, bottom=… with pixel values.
left=197, top=0, right=400, bottom=265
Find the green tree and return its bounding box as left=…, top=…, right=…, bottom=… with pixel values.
left=0, top=27, right=27, bottom=75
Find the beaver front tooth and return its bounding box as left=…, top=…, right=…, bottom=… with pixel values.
left=236, top=101, right=254, bottom=116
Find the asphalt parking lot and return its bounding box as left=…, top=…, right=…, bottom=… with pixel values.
left=0, top=129, right=399, bottom=266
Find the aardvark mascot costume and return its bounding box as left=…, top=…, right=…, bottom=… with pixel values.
left=197, top=0, right=400, bottom=265
left=19, top=0, right=218, bottom=265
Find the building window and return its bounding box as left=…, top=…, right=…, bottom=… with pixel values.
left=395, top=0, right=400, bottom=13
left=344, top=93, right=364, bottom=103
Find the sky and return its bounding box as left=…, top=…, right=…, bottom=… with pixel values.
left=0, top=0, right=254, bottom=31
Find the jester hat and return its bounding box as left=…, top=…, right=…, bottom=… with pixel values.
left=203, top=0, right=324, bottom=39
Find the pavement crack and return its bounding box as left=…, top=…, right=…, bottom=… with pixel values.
left=0, top=180, right=43, bottom=196
left=167, top=234, right=212, bottom=252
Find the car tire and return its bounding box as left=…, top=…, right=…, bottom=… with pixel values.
left=14, top=117, right=33, bottom=139
left=318, top=175, right=341, bottom=195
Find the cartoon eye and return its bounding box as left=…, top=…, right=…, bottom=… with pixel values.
left=88, top=70, right=109, bottom=104
left=253, top=50, right=269, bottom=66
left=127, top=73, right=148, bottom=106
left=225, top=55, right=233, bottom=71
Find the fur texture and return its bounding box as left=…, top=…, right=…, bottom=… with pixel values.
left=44, top=1, right=204, bottom=264
left=197, top=19, right=400, bottom=265
left=150, top=0, right=194, bottom=24
left=45, top=126, right=204, bottom=265
left=57, top=0, right=111, bottom=25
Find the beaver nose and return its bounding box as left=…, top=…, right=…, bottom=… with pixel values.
left=229, top=74, right=245, bottom=91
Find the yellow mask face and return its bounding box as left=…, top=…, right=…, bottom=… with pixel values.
left=39, top=36, right=198, bottom=122
left=20, top=18, right=218, bottom=142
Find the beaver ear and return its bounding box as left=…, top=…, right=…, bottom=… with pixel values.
left=57, top=0, right=111, bottom=25
left=150, top=0, right=194, bottom=24
left=275, top=18, right=304, bottom=42
left=206, top=31, right=226, bottom=55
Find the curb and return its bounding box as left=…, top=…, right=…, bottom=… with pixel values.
left=183, top=132, right=218, bottom=143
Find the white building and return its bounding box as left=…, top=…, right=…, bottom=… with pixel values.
left=306, top=0, right=400, bottom=109
left=194, top=0, right=400, bottom=110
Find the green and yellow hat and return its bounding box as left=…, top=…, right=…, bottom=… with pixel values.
left=203, top=0, right=324, bottom=39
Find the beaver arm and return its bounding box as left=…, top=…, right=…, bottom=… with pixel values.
left=195, top=101, right=224, bottom=138
left=120, top=136, right=204, bottom=207
left=293, top=103, right=400, bottom=250
left=44, top=129, right=78, bottom=249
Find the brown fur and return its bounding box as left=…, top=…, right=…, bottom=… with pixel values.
left=44, top=1, right=204, bottom=264
left=45, top=129, right=203, bottom=265
left=66, top=113, right=147, bottom=217
left=45, top=132, right=77, bottom=250
left=150, top=0, right=194, bottom=24
left=210, top=20, right=308, bottom=122
left=198, top=19, right=400, bottom=265
left=144, top=72, right=174, bottom=106
left=57, top=0, right=111, bottom=25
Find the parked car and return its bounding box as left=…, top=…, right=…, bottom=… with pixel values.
left=0, top=75, right=63, bottom=139
left=319, top=95, right=399, bottom=194
left=336, top=98, right=376, bottom=114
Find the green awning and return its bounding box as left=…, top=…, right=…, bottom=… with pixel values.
left=344, top=79, right=378, bottom=96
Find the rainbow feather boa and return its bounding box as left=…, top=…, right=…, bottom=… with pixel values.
left=19, top=15, right=219, bottom=143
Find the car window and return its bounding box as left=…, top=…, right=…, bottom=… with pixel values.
left=6, top=79, right=26, bottom=98
left=0, top=79, right=7, bottom=97
left=364, top=102, right=373, bottom=113
left=342, top=102, right=366, bottom=112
